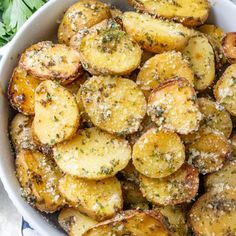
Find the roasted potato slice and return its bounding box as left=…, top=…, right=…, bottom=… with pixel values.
left=136, top=51, right=194, bottom=92
left=154, top=205, right=188, bottom=236
left=33, top=80, right=79, bottom=145
left=53, top=127, right=131, bottom=179
left=214, top=64, right=236, bottom=116
left=81, top=76, right=147, bottom=135
left=58, top=207, right=98, bottom=235
left=58, top=0, right=111, bottom=45
left=147, top=78, right=202, bottom=135
left=10, top=113, right=37, bottom=152
left=140, top=164, right=199, bottom=206
left=132, top=128, right=185, bottom=178
left=222, top=32, right=236, bottom=64
left=183, top=35, right=215, bottom=91
left=187, top=129, right=231, bottom=174
left=128, top=0, right=209, bottom=27
left=59, top=175, right=123, bottom=221
left=189, top=191, right=236, bottom=236
left=78, top=23, right=142, bottom=75
left=8, top=67, right=41, bottom=115
left=19, top=41, right=82, bottom=85
left=198, top=97, right=232, bottom=138
left=198, top=24, right=226, bottom=67
left=121, top=180, right=149, bottom=210
left=204, top=161, right=236, bottom=193
left=16, top=149, right=65, bottom=213
left=84, top=210, right=171, bottom=236
left=122, top=12, right=192, bottom=53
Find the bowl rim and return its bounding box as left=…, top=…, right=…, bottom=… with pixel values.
left=1, top=0, right=236, bottom=235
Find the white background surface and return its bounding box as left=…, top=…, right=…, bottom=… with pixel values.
left=1, top=0, right=236, bottom=236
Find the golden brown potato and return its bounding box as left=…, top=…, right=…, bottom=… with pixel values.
left=204, top=161, right=236, bottom=193
left=147, top=78, right=202, bottom=135
left=197, top=97, right=232, bottom=138
left=58, top=0, right=111, bottom=45
left=10, top=113, right=37, bottom=152
left=81, top=76, right=147, bottom=135
left=132, top=128, right=185, bottom=178
left=59, top=175, right=123, bottom=221
left=128, top=0, right=209, bottom=27
left=33, top=80, right=80, bottom=145
left=121, top=180, right=149, bottom=210
left=136, top=51, right=194, bottom=93
left=187, top=129, right=231, bottom=174
left=198, top=24, right=226, bottom=68
left=58, top=207, right=98, bottom=235
left=84, top=210, right=171, bottom=236
left=139, top=164, right=199, bottom=206
left=189, top=191, right=236, bottom=236
left=78, top=23, right=142, bottom=75
left=153, top=205, right=188, bottom=236
left=182, top=35, right=215, bottom=91
left=19, top=41, right=82, bottom=85
left=214, top=64, right=236, bottom=116
left=16, top=149, right=65, bottom=213
left=222, top=32, right=236, bottom=64
left=122, top=12, right=192, bottom=53
left=8, top=67, right=41, bottom=115
left=53, top=127, right=131, bottom=179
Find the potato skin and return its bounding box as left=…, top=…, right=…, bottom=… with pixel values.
left=84, top=210, right=171, bottom=236
left=122, top=12, right=192, bottom=53
left=128, top=0, right=210, bottom=27
left=16, top=149, right=65, bottom=213
left=8, top=67, right=40, bottom=115
left=19, top=41, right=82, bottom=85
left=58, top=0, right=111, bottom=45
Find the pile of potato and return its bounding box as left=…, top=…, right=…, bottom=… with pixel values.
left=8, top=0, right=236, bottom=235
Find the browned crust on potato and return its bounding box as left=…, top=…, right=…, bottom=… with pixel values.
left=150, top=77, right=194, bottom=96
left=128, top=0, right=210, bottom=27
left=8, top=67, right=41, bottom=115
left=84, top=210, right=172, bottom=235
left=222, top=32, right=236, bottom=64
left=19, top=41, right=82, bottom=85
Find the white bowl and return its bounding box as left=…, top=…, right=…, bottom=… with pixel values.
left=0, top=0, right=236, bottom=235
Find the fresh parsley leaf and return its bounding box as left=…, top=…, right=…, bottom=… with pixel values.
left=0, top=0, right=47, bottom=46
left=23, top=0, right=46, bottom=11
